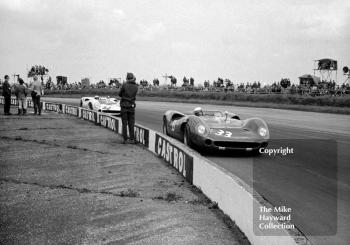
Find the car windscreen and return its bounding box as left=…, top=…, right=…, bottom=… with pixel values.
left=202, top=111, right=223, bottom=118
left=99, top=99, right=116, bottom=105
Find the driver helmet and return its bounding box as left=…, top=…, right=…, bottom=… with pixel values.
left=194, top=107, right=203, bottom=116
left=94, top=95, right=99, bottom=100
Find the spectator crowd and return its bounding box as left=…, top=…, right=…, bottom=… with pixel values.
left=1, top=75, right=349, bottom=97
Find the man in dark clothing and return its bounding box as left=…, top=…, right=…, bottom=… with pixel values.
left=2, top=75, right=12, bottom=115
left=118, top=73, right=138, bottom=144
left=15, top=78, right=28, bottom=115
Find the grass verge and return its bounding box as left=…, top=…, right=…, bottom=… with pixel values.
left=44, top=89, right=350, bottom=114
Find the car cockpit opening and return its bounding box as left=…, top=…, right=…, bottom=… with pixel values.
left=172, top=113, right=185, bottom=121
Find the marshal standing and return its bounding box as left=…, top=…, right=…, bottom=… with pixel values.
left=118, top=73, right=138, bottom=144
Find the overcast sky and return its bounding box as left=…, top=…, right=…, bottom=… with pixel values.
left=0, top=0, right=349, bottom=85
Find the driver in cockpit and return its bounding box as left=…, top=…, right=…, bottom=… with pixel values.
left=193, top=107, right=204, bottom=116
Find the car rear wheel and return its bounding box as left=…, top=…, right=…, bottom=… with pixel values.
left=80, top=100, right=83, bottom=107
left=88, top=102, right=93, bottom=110
left=183, top=125, right=193, bottom=147
left=162, top=119, right=168, bottom=135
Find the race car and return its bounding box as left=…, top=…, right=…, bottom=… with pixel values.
left=162, top=107, right=269, bottom=152
left=80, top=96, right=121, bottom=115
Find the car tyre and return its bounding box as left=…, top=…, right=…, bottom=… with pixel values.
left=252, top=148, right=262, bottom=156
left=88, top=102, right=93, bottom=110
left=80, top=100, right=83, bottom=107
left=162, top=119, right=168, bottom=135
left=183, top=125, right=193, bottom=147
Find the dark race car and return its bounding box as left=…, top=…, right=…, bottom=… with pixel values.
left=162, top=108, right=269, bottom=152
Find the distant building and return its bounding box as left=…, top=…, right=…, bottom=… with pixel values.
left=299, top=74, right=320, bottom=86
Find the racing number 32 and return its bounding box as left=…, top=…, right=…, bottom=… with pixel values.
left=215, top=130, right=232, bottom=137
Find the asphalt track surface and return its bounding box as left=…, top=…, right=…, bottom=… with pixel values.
left=45, top=97, right=350, bottom=245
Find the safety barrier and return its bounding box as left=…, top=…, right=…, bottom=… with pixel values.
left=1, top=97, right=311, bottom=245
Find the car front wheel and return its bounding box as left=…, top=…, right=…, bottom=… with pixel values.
left=183, top=125, right=193, bottom=147
left=162, top=120, right=168, bottom=135
left=252, top=148, right=262, bottom=156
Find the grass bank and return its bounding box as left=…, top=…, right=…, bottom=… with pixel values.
left=45, top=89, right=350, bottom=114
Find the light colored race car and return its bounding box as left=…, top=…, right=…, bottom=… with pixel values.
left=80, top=96, right=121, bottom=115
